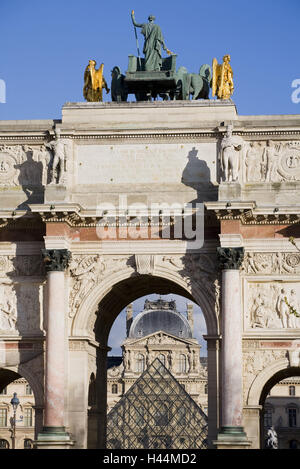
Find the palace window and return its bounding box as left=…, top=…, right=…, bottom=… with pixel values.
left=112, top=384, right=118, bottom=394
left=0, top=409, right=7, bottom=427
left=24, top=439, right=33, bottom=449
left=136, top=354, right=145, bottom=373
left=0, top=439, right=9, bottom=449
left=25, top=384, right=33, bottom=395
left=24, top=408, right=33, bottom=427
left=288, top=408, right=297, bottom=427
left=263, top=406, right=273, bottom=428
left=289, top=440, right=298, bottom=449
left=289, top=385, right=296, bottom=396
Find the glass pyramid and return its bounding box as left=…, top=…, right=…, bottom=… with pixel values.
left=107, top=358, right=208, bottom=449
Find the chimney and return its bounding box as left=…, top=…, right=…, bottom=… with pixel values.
left=187, top=303, right=194, bottom=335
left=126, top=304, right=133, bottom=336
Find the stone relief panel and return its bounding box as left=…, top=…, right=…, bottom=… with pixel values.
left=0, top=255, right=45, bottom=279
left=243, top=251, right=300, bottom=275
left=0, top=282, right=43, bottom=335
left=242, top=140, right=300, bottom=183
left=0, top=283, right=17, bottom=332
left=159, top=253, right=220, bottom=318
left=69, top=255, right=107, bottom=318
left=0, top=256, right=13, bottom=278
left=0, top=144, right=51, bottom=187
left=68, top=254, right=135, bottom=318
left=245, top=281, right=300, bottom=330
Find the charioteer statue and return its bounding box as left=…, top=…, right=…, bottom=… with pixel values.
left=82, top=11, right=235, bottom=103
left=131, top=10, right=172, bottom=72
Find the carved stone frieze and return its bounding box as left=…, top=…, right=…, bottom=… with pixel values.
left=0, top=256, right=12, bottom=277
left=69, top=254, right=106, bottom=318
left=160, top=253, right=220, bottom=316
left=242, top=140, right=300, bottom=183
left=0, top=282, right=17, bottom=333
left=0, top=255, right=45, bottom=279
left=243, top=251, right=300, bottom=275
left=0, top=282, right=42, bottom=335
left=160, top=252, right=217, bottom=282
left=146, top=333, right=177, bottom=345
left=245, top=281, right=300, bottom=330
left=0, top=144, right=51, bottom=187
left=68, top=254, right=135, bottom=319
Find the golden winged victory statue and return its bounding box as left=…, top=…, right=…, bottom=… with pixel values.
left=212, top=54, right=234, bottom=100
left=83, top=60, right=110, bottom=102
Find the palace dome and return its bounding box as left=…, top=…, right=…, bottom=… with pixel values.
left=128, top=299, right=192, bottom=339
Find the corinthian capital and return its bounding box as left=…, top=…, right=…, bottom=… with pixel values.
left=217, top=247, right=244, bottom=270
left=42, top=249, right=71, bottom=272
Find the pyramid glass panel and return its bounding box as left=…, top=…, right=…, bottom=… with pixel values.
left=107, top=358, right=208, bottom=449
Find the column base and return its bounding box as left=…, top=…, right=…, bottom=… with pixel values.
left=35, top=427, right=75, bottom=449
left=213, top=426, right=252, bottom=449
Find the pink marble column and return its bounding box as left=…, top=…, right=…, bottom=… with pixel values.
left=221, top=268, right=243, bottom=428
left=217, top=247, right=246, bottom=436
left=42, top=249, right=70, bottom=431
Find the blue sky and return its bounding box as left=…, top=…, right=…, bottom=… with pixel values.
left=1, top=0, right=300, bottom=119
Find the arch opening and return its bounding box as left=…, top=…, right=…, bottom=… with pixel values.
left=92, top=273, right=217, bottom=347
left=260, top=368, right=300, bottom=449
left=0, top=368, right=38, bottom=450
left=85, top=271, right=218, bottom=449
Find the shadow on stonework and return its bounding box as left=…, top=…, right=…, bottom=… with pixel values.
left=159, top=146, right=219, bottom=243
left=2, top=242, right=46, bottom=342
left=277, top=223, right=300, bottom=239
left=181, top=146, right=217, bottom=204
left=14, top=148, right=45, bottom=210
left=178, top=146, right=220, bottom=446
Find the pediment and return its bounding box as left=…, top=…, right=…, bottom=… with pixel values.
left=123, top=330, right=198, bottom=347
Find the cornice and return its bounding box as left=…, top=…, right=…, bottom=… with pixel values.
left=1, top=128, right=300, bottom=143
left=205, top=201, right=300, bottom=225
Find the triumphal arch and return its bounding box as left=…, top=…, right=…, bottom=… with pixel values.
left=0, top=98, right=299, bottom=449
left=1, top=12, right=300, bottom=447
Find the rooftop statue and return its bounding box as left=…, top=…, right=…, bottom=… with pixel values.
left=83, top=60, right=110, bottom=102
left=212, top=54, right=234, bottom=100
left=131, top=10, right=172, bottom=71
left=175, top=65, right=211, bottom=100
